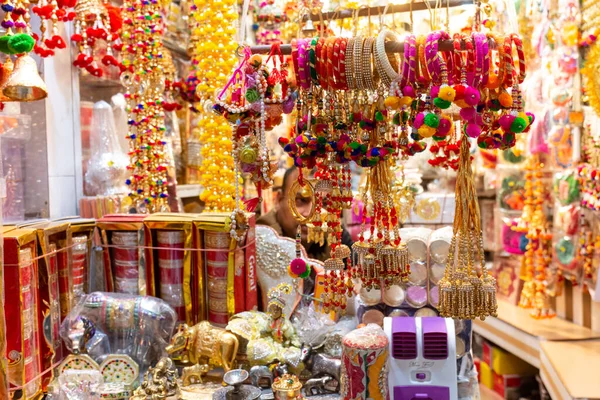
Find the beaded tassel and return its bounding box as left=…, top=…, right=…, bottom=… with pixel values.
left=438, top=136, right=497, bottom=320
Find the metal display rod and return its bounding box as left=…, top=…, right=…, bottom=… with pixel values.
left=303, top=0, right=474, bottom=21
left=250, top=39, right=484, bottom=55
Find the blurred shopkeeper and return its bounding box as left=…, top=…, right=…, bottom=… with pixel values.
left=257, top=166, right=354, bottom=262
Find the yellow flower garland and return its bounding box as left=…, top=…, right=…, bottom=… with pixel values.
left=191, top=0, right=238, bottom=211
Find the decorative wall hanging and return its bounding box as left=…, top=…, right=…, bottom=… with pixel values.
left=120, top=0, right=170, bottom=213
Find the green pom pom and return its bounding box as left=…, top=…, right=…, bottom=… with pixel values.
left=359, top=120, right=366, bottom=129
left=299, top=264, right=311, bottom=279
left=510, top=117, right=527, bottom=133
left=375, top=111, right=384, bottom=122
left=8, top=33, right=34, bottom=54
left=317, top=136, right=327, bottom=144
left=401, top=111, right=410, bottom=123
left=392, top=112, right=401, bottom=125
left=349, top=141, right=360, bottom=150
left=424, top=113, right=440, bottom=128
left=433, top=98, right=451, bottom=109
left=245, top=88, right=260, bottom=103
left=0, top=36, right=15, bottom=54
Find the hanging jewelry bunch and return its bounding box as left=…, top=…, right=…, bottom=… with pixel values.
left=514, top=155, right=555, bottom=318
left=188, top=0, right=238, bottom=212
left=120, top=0, right=171, bottom=213
left=70, top=0, right=123, bottom=77
left=0, top=0, right=49, bottom=103
left=240, top=2, right=534, bottom=317
left=214, top=42, right=296, bottom=240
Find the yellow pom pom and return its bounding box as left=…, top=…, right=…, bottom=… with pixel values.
left=517, top=112, right=529, bottom=125
left=399, top=96, right=413, bottom=107
left=384, top=96, right=401, bottom=110
left=418, top=125, right=437, bottom=138
left=438, top=86, right=456, bottom=102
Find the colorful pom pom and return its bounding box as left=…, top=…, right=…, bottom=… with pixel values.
left=413, top=112, right=425, bottom=129
left=384, top=96, right=401, bottom=110
left=7, top=33, right=35, bottom=54
left=498, top=91, right=513, bottom=108
left=510, top=117, right=528, bottom=133
left=433, top=98, right=452, bottom=109
left=288, top=258, right=308, bottom=277
left=465, top=123, right=481, bottom=138
left=424, top=113, right=440, bottom=128
left=418, top=125, right=437, bottom=138
left=464, top=86, right=481, bottom=106
left=438, top=85, right=456, bottom=102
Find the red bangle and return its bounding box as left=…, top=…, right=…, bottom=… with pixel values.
left=336, top=37, right=348, bottom=90
left=326, top=37, right=337, bottom=90
left=452, top=33, right=463, bottom=83
left=510, top=33, right=526, bottom=84
left=502, top=35, right=514, bottom=88
left=316, top=37, right=326, bottom=88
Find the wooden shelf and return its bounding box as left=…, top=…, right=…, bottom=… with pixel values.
left=473, top=300, right=600, bottom=368
left=474, top=300, right=600, bottom=400
left=540, top=340, right=600, bottom=400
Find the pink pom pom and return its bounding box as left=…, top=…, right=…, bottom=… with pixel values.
left=430, top=86, right=440, bottom=99
left=460, top=107, right=476, bottom=121
left=498, top=115, right=515, bottom=131
left=403, top=85, right=416, bottom=97
left=414, top=112, right=425, bottom=128
left=289, top=258, right=307, bottom=275
left=464, top=86, right=480, bottom=106
left=465, top=123, right=481, bottom=138
left=438, top=119, right=451, bottom=135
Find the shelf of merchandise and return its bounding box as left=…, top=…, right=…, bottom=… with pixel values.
left=177, top=183, right=203, bottom=198
left=474, top=300, right=600, bottom=400
left=540, top=340, right=600, bottom=400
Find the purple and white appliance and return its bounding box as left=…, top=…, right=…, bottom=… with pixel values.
left=383, top=316, right=457, bottom=400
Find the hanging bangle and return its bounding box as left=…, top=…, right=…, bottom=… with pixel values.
left=354, top=35, right=365, bottom=90
left=326, top=36, right=337, bottom=90
left=374, top=29, right=400, bottom=88
left=480, top=33, right=490, bottom=87
left=416, top=35, right=430, bottom=87
left=292, top=39, right=300, bottom=87
left=316, top=37, right=327, bottom=88
left=407, top=35, right=417, bottom=84
left=298, top=39, right=310, bottom=90
left=502, top=35, right=514, bottom=88
left=309, top=37, right=319, bottom=86
left=337, top=37, right=348, bottom=90
left=472, top=32, right=484, bottom=88
left=510, top=33, right=526, bottom=84
left=346, top=37, right=356, bottom=90
left=363, top=36, right=377, bottom=91
left=288, top=180, right=316, bottom=224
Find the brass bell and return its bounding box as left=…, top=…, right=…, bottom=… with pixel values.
left=3, top=55, right=48, bottom=102
left=302, top=19, right=316, bottom=33
left=0, top=57, right=14, bottom=102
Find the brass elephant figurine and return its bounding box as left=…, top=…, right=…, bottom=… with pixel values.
left=166, top=321, right=239, bottom=384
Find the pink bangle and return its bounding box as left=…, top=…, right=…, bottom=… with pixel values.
left=426, top=31, right=446, bottom=85
left=408, top=35, right=417, bottom=84
left=472, top=32, right=484, bottom=88
left=400, top=34, right=411, bottom=88
left=480, top=33, right=490, bottom=86
left=297, top=39, right=310, bottom=90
